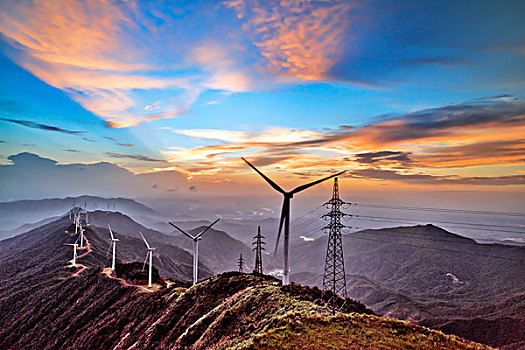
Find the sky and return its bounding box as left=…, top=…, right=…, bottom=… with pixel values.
left=0, top=0, right=524, bottom=209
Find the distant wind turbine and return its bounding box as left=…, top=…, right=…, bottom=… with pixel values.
left=78, top=225, right=85, bottom=248
left=84, top=202, right=89, bottom=225
left=242, top=157, right=344, bottom=285
left=139, top=231, right=156, bottom=288
left=65, top=239, right=79, bottom=266
left=168, top=219, right=220, bottom=286
left=74, top=214, right=80, bottom=234
left=106, top=225, right=119, bottom=271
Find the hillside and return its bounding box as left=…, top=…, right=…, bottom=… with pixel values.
left=0, top=215, right=213, bottom=285
left=289, top=224, right=525, bottom=349
left=0, top=266, right=491, bottom=350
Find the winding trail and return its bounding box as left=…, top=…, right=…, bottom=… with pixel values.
left=100, top=268, right=159, bottom=293
left=65, top=233, right=92, bottom=277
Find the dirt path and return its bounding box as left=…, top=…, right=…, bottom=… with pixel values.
left=65, top=234, right=92, bottom=277
left=101, top=268, right=160, bottom=293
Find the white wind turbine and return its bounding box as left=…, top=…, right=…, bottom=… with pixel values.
left=139, top=231, right=156, bottom=288
left=168, top=219, right=220, bottom=286
left=84, top=202, right=89, bottom=225
left=106, top=225, right=119, bottom=271
left=74, top=213, right=80, bottom=234
left=78, top=224, right=85, bottom=248
left=65, top=239, right=79, bottom=266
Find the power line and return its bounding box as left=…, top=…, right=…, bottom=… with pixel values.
left=291, top=216, right=324, bottom=232
left=290, top=204, right=324, bottom=224
left=353, top=203, right=525, bottom=218
left=289, top=220, right=524, bottom=261
left=298, top=221, right=525, bottom=248
left=354, top=215, right=525, bottom=235
left=345, top=233, right=523, bottom=262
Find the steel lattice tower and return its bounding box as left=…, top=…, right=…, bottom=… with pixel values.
left=238, top=253, right=245, bottom=273
left=322, top=177, right=349, bottom=314
left=252, top=226, right=265, bottom=274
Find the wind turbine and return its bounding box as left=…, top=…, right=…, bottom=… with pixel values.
left=168, top=219, right=220, bottom=286
left=65, top=239, right=79, bottom=266
left=242, top=157, right=344, bottom=285
left=139, top=231, right=155, bottom=288
left=78, top=225, right=84, bottom=248
left=106, top=225, right=119, bottom=271
left=84, top=202, right=89, bottom=225
left=74, top=214, right=79, bottom=234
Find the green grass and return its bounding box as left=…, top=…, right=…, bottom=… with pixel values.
left=241, top=313, right=494, bottom=350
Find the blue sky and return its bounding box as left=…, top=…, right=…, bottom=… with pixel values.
left=0, top=0, right=524, bottom=201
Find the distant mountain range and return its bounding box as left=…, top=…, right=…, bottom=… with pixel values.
left=0, top=219, right=491, bottom=350
left=0, top=195, right=159, bottom=238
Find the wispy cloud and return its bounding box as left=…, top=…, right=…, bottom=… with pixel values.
left=117, top=143, right=135, bottom=148
left=0, top=118, right=85, bottom=135
left=105, top=152, right=165, bottom=163
left=347, top=168, right=525, bottom=186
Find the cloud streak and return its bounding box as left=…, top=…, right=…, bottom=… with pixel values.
left=347, top=168, right=525, bottom=186
left=0, top=118, right=85, bottom=135
left=105, top=152, right=165, bottom=163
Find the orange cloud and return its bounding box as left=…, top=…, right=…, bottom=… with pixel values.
left=225, top=0, right=354, bottom=81
left=152, top=99, right=525, bottom=187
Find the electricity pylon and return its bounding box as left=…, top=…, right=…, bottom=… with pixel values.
left=252, top=226, right=265, bottom=274
left=322, top=177, right=349, bottom=314
left=238, top=253, right=245, bottom=273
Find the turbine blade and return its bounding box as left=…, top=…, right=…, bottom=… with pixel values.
left=142, top=252, right=149, bottom=271
left=108, top=225, right=114, bottom=240
left=105, top=242, right=112, bottom=258
left=195, top=218, right=220, bottom=239
left=241, top=157, right=285, bottom=194
left=290, top=171, right=346, bottom=194
left=168, top=222, right=195, bottom=240
left=138, top=231, right=151, bottom=249
left=274, top=198, right=289, bottom=256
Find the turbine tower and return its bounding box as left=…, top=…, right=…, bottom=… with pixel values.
left=84, top=202, right=89, bottom=225
left=74, top=213, right=80, bottom=234
left=65, top=241, right=78, bottom=266
left=322, top=177, right=349, bottom=314
left=168, top=219, right=220, bottom=285
left=238, top=253, right=245, bottom=273
left=242, top=157, right=344, bottom=285
left=139, top=231, right=156, bottom=288
left=107, top=225, right=119, bottom=271
left=252, top=226, right=265, bottom=274
left=78, top=225, right=85, bottom=248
